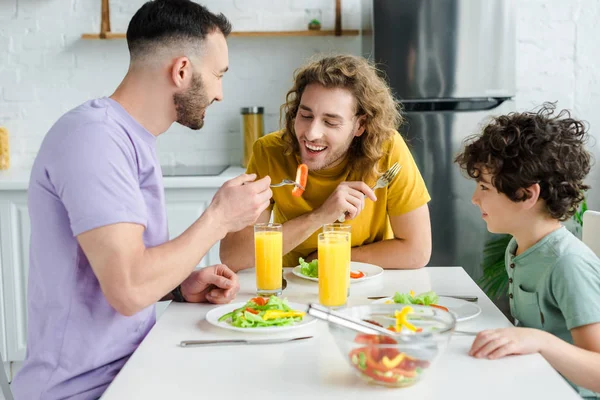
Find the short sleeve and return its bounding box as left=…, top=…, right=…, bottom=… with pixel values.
left=550, top=254, right=600, bottom=329
left=246, top=138, right=267, bottom=178
left=387, top=133, right=431, bottom=216
left=48, top=122, right=147, bottom=236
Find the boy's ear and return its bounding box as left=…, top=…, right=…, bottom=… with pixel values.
left=522, top=183, right=541, bottom=210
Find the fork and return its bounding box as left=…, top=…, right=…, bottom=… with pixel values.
left=337, top=162, right=402, bottom=222
left=270, top=179, right=305, bottom=190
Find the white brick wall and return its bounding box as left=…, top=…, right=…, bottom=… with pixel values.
left=0, top=0, right=361, bottom=168
left=0, top=0, right=598, bottom=208
left=516, top=0, right=600, bottom=210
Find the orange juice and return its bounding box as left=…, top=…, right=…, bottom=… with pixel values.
left=322, top=223, right=351, bottom=295
left=318, top=232, right=350, bottom=307
left=254, top=226, right=283, bottom=296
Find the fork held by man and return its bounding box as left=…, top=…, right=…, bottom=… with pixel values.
left=337, top=162, right=402, bottom=222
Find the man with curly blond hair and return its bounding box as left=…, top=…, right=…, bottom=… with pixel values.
left=456, top=103, right=600, bottom=398
left=221, top=54, right=432, bottom=270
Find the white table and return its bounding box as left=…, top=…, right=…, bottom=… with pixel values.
left=101, top=267, right=579, bottom=400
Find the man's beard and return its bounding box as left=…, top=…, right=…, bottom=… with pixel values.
left=173, top=73, right=210, bottom=130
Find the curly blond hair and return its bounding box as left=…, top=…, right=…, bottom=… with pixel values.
left=280, top=54, right=403, bottom=183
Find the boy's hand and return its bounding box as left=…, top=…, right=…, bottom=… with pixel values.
left=469, top=327, right=545, bottom=359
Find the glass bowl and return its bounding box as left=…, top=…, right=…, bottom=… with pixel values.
left=328, top=303, right=456, bottom=388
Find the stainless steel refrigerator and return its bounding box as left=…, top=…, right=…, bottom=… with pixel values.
left=362, top=0, right=516, bottom=279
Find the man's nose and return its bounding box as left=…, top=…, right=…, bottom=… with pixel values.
left=214, top=82, right=223, bottom=102
left=304, top=121, right=323, bottom=141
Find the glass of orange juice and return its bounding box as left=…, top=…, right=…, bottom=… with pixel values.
left=322, top=223, right=351, bottom=296
left=318, top=232, right=350, bottom=308
left=254, top=223, right=283, bottom=296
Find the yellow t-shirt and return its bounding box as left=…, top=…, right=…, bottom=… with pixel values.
left=246, top=131, right=431, bottom=268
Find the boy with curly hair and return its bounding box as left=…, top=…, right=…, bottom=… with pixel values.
left=456, top=103, right=600, bottom=398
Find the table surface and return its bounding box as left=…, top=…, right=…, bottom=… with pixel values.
left=101, top=267, right=579, bottom=400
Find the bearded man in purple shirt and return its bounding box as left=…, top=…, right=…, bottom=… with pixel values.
left=11, top=1, right=272, bottom=399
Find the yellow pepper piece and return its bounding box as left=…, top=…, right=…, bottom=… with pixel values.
left=395, top=306, right=418, bottom=332
left=410, top=290, right=415, bottom=298
left=382, top=354, right=405, bottom=369
left=262, top=310, right=306, bottom=320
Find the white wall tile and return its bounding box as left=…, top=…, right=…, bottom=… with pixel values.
left=0, top=0, right=597, bottom=209
left=0, top=0, right=361, bottom=170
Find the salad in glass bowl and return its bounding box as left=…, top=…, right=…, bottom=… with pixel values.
left=328, top=303, right=455, bottom=387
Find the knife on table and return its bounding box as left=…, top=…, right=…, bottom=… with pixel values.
left=180, top=336, right=313, bottom=347
left=367, top=295, right=478, bottom=302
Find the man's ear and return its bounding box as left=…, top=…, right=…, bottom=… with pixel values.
left=354, top=115, right=367, bottom=137
left=522, top=183, right=541, bottom=210
left=170, top=56, right=192, bottom=89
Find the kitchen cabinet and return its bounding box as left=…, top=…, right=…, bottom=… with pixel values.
left=0, top=167, right=243, bottom=369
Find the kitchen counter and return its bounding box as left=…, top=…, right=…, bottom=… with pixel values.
left=0, top=166, right=247, bottom=191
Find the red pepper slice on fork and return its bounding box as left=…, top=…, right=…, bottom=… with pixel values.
left=292, top=163, right=308, bottom=197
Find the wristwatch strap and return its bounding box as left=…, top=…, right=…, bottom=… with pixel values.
left=171, top=284, right=187, bottom=303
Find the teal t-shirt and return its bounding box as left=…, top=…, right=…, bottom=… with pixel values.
left=506, top=226, right=600, bottom=399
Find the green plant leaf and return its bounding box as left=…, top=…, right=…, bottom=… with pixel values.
left=478, top=234, right=512, bottom=300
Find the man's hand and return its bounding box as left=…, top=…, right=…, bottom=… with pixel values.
left=180, top=264, right=240, bottom=304
left=469, top=327, right=545, bottom=360
left=304, top=250, right=318, bottom=263
left=316, top=182, right=377, bottom=222
left=208, top=174, right=272, bottom=233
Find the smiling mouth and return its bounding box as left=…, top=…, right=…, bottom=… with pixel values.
left=304, top=140, right=327, bottom=154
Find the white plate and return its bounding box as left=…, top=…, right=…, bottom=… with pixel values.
left=205, top=301, right=317, bottom=333
left=372, top=296, right=482, bottom=322
left=292, top=261, right=384, bottom=284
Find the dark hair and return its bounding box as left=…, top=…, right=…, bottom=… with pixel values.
left=126, top=0, right=232, bottom=58
left=455, top=102, right=592, bottom=221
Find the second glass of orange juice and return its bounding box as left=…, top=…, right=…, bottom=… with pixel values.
left=254, top=223, right=283, bottom=296
left=322, top=223, right=351, bottom=296
left=318, top=232, right=350, bottom=307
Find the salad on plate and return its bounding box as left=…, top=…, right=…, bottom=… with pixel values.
left=385, top=290, right=449, bottom=312
left=217, top=296, right=306, bottom=328
left=299, top=257, right=365, bottom=279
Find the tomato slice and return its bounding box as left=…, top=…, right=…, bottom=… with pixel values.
left=250, top=297, right=267, bottom=306
left=429, top=304, right=449, bottom=312
left=291, top=163, right=308, bottom=197
left=350, top=270, right=365, bottom=279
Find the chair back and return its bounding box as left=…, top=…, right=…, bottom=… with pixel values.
left=0, top=352, right=14, bottom=400
left=582, top=210, right=600, bottom=257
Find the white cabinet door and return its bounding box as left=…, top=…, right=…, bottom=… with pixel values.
left=0, top=196, right=30, bottom=362
left=0, top=187, right=221, bottom=361
left=164, top=188, right=221, bottom=268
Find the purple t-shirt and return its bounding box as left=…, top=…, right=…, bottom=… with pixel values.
left=12, top=97, right=168, bottom=399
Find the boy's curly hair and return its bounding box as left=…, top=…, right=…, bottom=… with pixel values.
left=455, top=102, right=592, bottom=221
